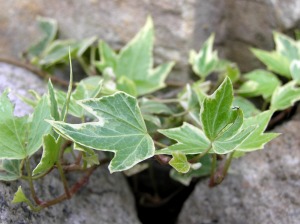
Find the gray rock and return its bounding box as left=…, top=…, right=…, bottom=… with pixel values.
left=0, top=62, right=46, bottom=116
left=177, top=112, right=300, bottom=224
left=1, top=166, right=140, bottom=224
left=0, top=63, right=140, bottom=224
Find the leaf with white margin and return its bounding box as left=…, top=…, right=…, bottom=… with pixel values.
left=274, top=32, right=300, bottom=61
left=237, top=69, right=281, bottom=100
left=237, top=110, right=279, bottom=152
left=12, top=186, right=31, bottom=205
left=98, top=17, right=174, bottom=96
left=0, top=159, right=22, bottom=181
left=156, top=122, right=210, bottom=155
left=233, top=96, right=260, bottom=118
left=270, top=81, right=300, bottom=111
left=169, top=152, right=190, bottom=173
left=49, top=92, right=155, bottom=173
left=201, top=77, right=235, bottom=140
left=290, top=60, right=300, bottom=83
left=189, top=34, right=219, bottom=79
left=251, top=48, right=291, bottom=78
left=33, top=134, right=60, bottom=175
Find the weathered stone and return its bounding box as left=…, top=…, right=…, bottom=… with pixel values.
left=2, top=0, right=300, bottom=77
left=0, top=62, right=46, bottom=116
left=1, top=166, right=140, bottom=224
left=0, top=63, right=140, bottom=224
left=177, top=112, right=300, bottom=224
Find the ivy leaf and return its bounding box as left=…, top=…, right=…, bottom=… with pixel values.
left=251, top=48, right=291, bottom=78
left=117, top=76, right=137, bottom=96
left=169, top=152, right=190, bottom=173
left=237, top=110, right=279, bottom=151
left=170, top=155, right=211, bottom=186
left=270, top=81, right=300, bottom=111
left=233, top=96, right=260, bottom=118
left=12, top=186, right=31, bottom=205
left=201, top=77, right=254, bottom=154
left=39, top=40, right=79, bottom=66
left=77, top=36, right=97, bottom=57
left=237, top=69, right=281, bottom=100
left=0, top=91, right=51, bottom=160
left=189, top=34, right=219, bottom=79
left=0, top=159, right=21, bottom=181
left=98, top=17, right=174, bottom=96
left=0, top=91, right=28, bottom=159
left=96, top=40, right=118, bottom=72
left=212, top=109, right=255, bottom=154
left=27, top=17, right=58, bottom=58
left=274, top=32, right=300, bottom=61
left=201, top=77, right=234, bottom=140
left=140, top=99, right=173, bottom=115
left=290, top=60, right=300, bottom=83
left=26, top=95, right=52, bottom=157
left=157, top=122, right=210, bottom=155
left=48, top=80, right=60, bottom=121
left=33, top=134, right=60, bottom=175
left=49, top=92, right=155, bottom=173
left=56, top=76, right=103, bottom=118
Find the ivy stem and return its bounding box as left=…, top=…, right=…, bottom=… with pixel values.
left=222, top=151, right=234, bottom=178
left=56, top=160, right=71, bottom=198
left=154, top=140, right=168, bottom=149
left=25, top=158, right=42, bottom=205
left=209, top=154, right=217, bottom=187
left=188, top=144, right=212, bottom=164
left=149, top=98, right=181, bottom=104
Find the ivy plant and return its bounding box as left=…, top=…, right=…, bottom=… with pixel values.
left=3, top=16, right=300, bottom=212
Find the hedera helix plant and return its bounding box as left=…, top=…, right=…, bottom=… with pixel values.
left=2, top=16, right=299, bottom=211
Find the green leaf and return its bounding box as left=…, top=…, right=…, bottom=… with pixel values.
left=117, top=76, right=137, bottom=96
left=49, top=92, right=155, bottom=173
left=270, top=81, right=300, bottom=111
left=201, top=77, right=234, bottom=140
left=233, top=96, right=260, bottom=118
left=77, top=36, right=97, bottom=57
left=224, top=63, right=240, bottom=84
left=170, top=155, right=211, bottom=186
left=211, top=109, right=255, bottom=154
left=27, top=95, right=52, bottom=157
left=56, top=76, right=103, bottom=118
left=251, top=48, right=291, bottom=78
left=0, top=91, right=28, bottom=159
left=140, top=99, right=173, bottom=115
left=39, top=40, right=79, bottom=66
left=33, top=134, right=60, bottom=175
left=237, top=110, right=279, bottom=151
left=74, top=143, right=99, bottom=166
left=169, top=152, right=190, bottom=173
left=48, top=80, right=60, bottom=121
left=201, top=78, right=255, bottom=154
left=290, top=60, right=300, bottom=83
left=27, top=17, right=57, bottom=58
left=237, top=69, right=281, bottom=100
left=12, top=186, right=31, bottom=205
left=157, top=122, right=210, bottom=155
left=96, top=40, right=118, bottom=72
left=98, top=17, right=174, bottom=96
left=274, top=32, right=300, bottom=61
left=0, top=159, right=22, bottom=181
left=189, top=34, right=219, bottom=79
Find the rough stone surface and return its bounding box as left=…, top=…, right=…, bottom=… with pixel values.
left=4, top=0, right=300, bottom=78
left=0, top=63, right=140, bottom=224
left=0, top=62, right=47, bottom=116
left=177, top=112, right=300, bottom=224
left=1, top=166, right=140, bottom=224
